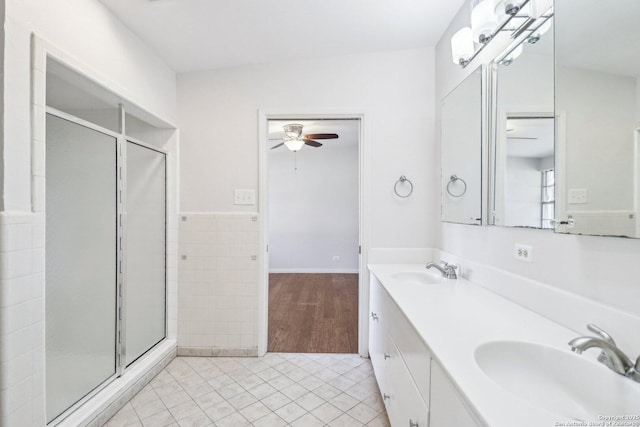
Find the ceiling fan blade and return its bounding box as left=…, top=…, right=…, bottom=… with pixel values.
left=303, top=139, right=322, bottom=147
left=304, top=133, right=338, bottom=140
left=270, top=142, right=285, bottom=149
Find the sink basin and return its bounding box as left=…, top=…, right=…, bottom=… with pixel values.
left=475, top=341, right=640, bottom=421
left=390, top=271, right=442, bottom=285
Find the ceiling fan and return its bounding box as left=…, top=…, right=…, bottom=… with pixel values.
left=506, top=128, right=538, bottom=140
left=270, top=123, right=339, bottom=151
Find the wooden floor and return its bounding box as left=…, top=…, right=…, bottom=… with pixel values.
left=268, top=273, right=359, bottom=354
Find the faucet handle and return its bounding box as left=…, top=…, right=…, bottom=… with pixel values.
left=440, top=260, right=449, bottom=267
left=587, top=324, right=616, bottom=346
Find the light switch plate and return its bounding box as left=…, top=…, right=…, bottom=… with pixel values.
left=234, top=189, right=256, bottom=205
left=568, top=188, right=588, bottom=204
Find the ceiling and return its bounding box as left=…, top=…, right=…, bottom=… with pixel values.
left=99, top=0, right=466, bottom=72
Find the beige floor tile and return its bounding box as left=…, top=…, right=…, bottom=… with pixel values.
left=106, top=355, right=387, bottom=427
left=274, top=401, right=306, bottom=423
left=295, top=392, right=325, bottom=411
left=289, top=412, right=325, bottom=427
left=238, top=401, right=271, bottom=422
left=348, top=402, right=380, bottom=424
left=252, top=412, right=287, bottom=427
left=311, top=401, right=343, bottom=424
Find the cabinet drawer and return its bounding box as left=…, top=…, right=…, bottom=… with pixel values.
left=387, top=338, right=429, bottom=427
left=389, top=298, right=431, bottom=404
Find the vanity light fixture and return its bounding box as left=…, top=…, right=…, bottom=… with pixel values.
left=451, top=27, right=475, bottom=65
left=496, top=8, right=553, bottom=66
left=471, top=0, right=499, bottom=44
left=499, top=44, right=523, bottom=66
left=451, top=0, right=548, bottom=68
left=284, top=138, right=305, bottom=152
left=527, top=18, right=551, bottom=43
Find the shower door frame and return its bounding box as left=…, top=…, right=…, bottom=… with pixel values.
left=45, top=105, right=169, bottom=426
left=122, top=135, right=169, bottom=369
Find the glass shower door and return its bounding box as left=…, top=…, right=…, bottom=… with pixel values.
left=125, top=141, right=166, bottom=366
left=45, top=114, right=117, bottom=422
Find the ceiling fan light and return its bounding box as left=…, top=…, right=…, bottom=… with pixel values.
left=284, top=138, right=305, bottom=152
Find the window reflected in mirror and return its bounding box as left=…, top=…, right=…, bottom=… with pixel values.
left=501, top=117, right=555, bottom=228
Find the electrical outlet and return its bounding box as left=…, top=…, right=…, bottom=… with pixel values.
left=332, top=256, right=341, bottom=262
left=514, top=244, right=533, bottom=262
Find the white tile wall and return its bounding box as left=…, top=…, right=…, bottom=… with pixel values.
left=178, top=213, right=260, bottom=356
left=0, top=211, right=45, bottom=427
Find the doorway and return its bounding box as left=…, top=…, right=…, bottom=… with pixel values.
left=265, top=118, right=361, bottom=353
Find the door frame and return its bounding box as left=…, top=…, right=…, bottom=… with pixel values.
left=257, top=109, right=371, bottom=357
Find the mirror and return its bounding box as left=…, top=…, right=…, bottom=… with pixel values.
left=441, top=66, right=483, bottom=225
left=555, top=0, right=640, bottom=238
left=491, top=14, right=555, bottom=229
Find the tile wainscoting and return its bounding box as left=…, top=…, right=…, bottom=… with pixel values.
left=178, top=213, right=260, bottom=357
left=0, top=211, right=44, bottom=427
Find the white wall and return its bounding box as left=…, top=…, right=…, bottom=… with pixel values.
left=0, top=1, right=177, bottom=425
left=557, top=66, right=636, bottom=212
left=435, top=3, right=640, bottom=325
left=177, top=48, right=437, bottom=353
left=177, top=48, right=436, bottom=248
left=268, top=143, right=359, bottom=273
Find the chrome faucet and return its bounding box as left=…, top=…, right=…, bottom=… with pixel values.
left=569, top=324, right=640, bottom=383
left=426, top=260, right=458, bottom=279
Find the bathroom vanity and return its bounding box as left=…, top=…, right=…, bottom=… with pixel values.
left=368, top=264, right=640, bottom=427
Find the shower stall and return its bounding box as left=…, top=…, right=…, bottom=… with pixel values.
left=45, top=108, right=168, bottom=424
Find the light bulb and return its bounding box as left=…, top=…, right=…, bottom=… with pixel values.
left=451, top=27, right=475, bottom=66
left=284, top=139, right=305, bottom=151
left=471, top=0, right=498, bottom=44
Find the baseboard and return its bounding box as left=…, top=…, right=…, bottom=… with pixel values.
left=177, top=346, right=259, bottom=357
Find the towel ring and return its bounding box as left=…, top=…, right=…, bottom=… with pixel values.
left=446, top=175, right=467, bottom=197
left=394, top=175, right=413, bottom=198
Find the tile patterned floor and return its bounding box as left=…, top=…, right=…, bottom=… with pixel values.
left=104, top=353, right=390, bottom=427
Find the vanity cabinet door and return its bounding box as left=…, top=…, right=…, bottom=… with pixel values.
left=387, top=337, right=429, bottom=427
left=389, top=298, right=431, bottom=404
left=369, top=274, right=389, bottom=396
left=430, top=361, right=482, bottom=427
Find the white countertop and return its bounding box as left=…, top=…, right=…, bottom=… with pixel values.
left=368, top=264, right=612, bottom=427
